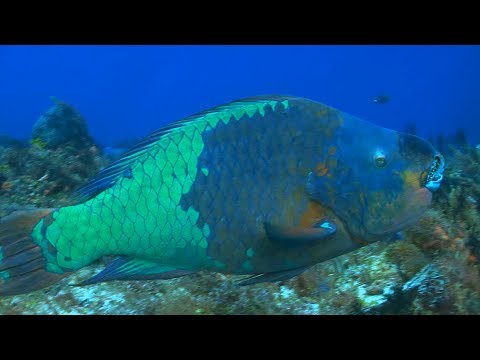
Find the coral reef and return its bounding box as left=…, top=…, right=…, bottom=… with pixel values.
left=0, top=102, right=107, bottom=211
left=0, top=144, right=106, bottom=210
left=31, top=97, right=95, bottom=150
left=1, top=110, right=480, bottom=313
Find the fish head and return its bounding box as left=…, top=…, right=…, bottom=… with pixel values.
left=307, top=116, right=445, bottom=243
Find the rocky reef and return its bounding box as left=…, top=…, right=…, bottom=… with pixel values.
left=1, top=105, right=480, bottom=314
left=32, top=97, right=95, bottom=150
left=0, top=99, right=108, bottom=210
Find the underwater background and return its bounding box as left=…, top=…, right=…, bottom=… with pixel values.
left=0, top=45, right=480, bottom=314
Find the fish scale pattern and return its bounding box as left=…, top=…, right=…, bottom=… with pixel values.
left=181, top=99, right=320, bottom=273
left=31, top=97, right=292, bottom=274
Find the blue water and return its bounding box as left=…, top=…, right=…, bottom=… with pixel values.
left=0, top=45, right=479, bottom=146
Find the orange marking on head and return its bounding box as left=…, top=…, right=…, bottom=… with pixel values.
left=329, top=146, right=336, bottom=155
left=419, top=171, right=427, bottom=185
left=299, top=201, right=327, bottom=228
left=281, top=186, right=309, bottom=226
left=315, top=162, right=328, bottom=176
left=399, top=170, right=421, bottom=190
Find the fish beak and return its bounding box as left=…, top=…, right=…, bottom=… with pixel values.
left=425, top=152, right=445, bottom=192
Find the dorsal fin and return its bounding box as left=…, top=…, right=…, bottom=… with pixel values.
left=74, top=95, right=295, bottom=203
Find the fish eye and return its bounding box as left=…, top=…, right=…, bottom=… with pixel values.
left=374, top=151, right=387, bottom=168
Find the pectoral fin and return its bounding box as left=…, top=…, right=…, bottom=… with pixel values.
left=237, top=266, right=310, bottom=286
left=264, top=218, right=336, bottom=248
left=79, top=256, right=195, bottom=285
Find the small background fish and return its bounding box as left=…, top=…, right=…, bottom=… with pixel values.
left=373, top=94, right=391, bottom=104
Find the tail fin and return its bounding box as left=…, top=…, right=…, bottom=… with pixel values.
left=0, top=209, right=69, bottom=296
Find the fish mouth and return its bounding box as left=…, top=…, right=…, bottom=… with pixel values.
left=366, top=153, right=442, bottom=237
left=425, top=152, right=445, bottom=192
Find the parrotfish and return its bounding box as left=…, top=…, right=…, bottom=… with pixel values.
left=373, top=94, right=391, bottom=104
left=0, top=95, right=445, bottom=295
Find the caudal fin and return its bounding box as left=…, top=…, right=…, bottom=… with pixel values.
left=0, top=209, right=69, bottom=296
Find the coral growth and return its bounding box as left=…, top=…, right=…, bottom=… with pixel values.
left=0, top=102, right=107, bottom=212
left=31, top=98, right=95, bottom=150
